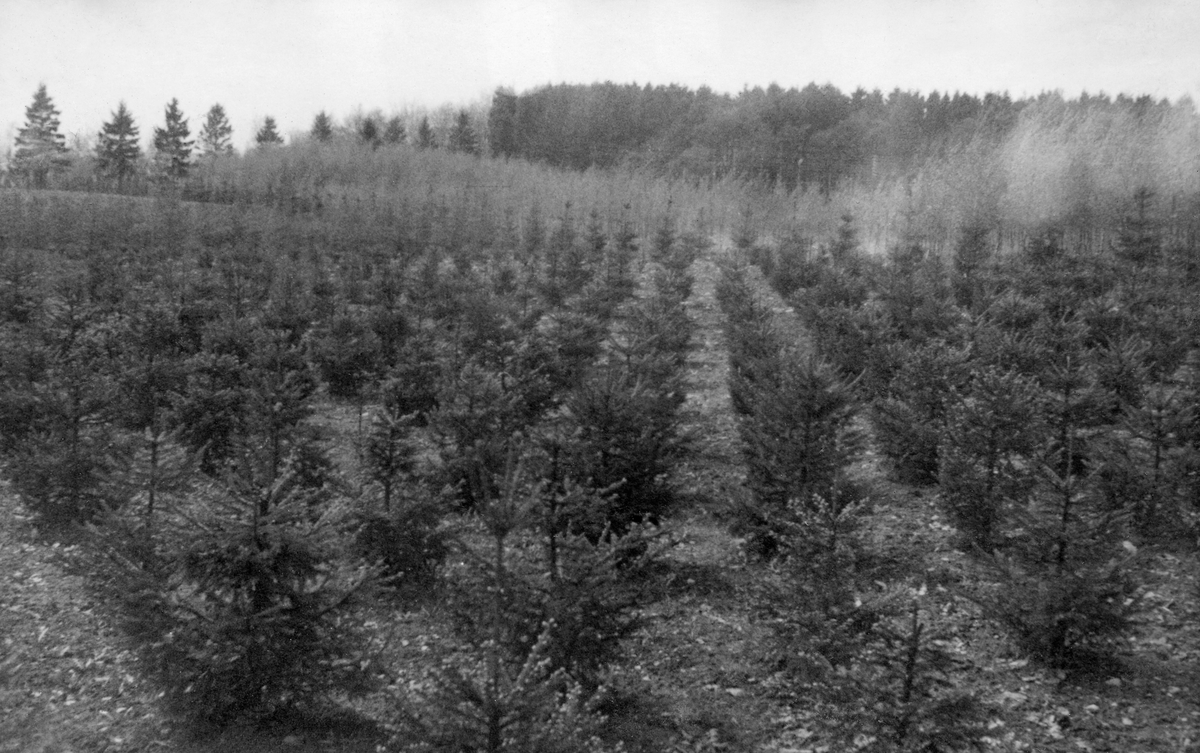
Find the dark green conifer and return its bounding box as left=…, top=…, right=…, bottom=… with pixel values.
left=152, top=98, right=193, bottom=179
left=198, top=103, right=234, bottom=157
left=254, top=116, right=284, bottom=146
left=449, top=110, right=478, bottom=155
left=95, top=101, right=142, bottom=188
left=311, top=110, right=334, bottom=142
left=12, top=83, right=69, bottom=188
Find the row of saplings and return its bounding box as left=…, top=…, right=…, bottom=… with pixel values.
left=717, top=259, right=990, bottom=753
left=43, top=234, right=701, bottom=750
left=728, top=199, right=1198, bottom=748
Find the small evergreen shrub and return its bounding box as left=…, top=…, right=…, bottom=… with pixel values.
left=979, top=551, right=1140, bottom=670
left=85, top=473, right=378, bottom=728
left=737, top=352, right=864, bottom=558
left=400, top=465, right=649, bottom=751
left=560, top=361, right=686, bottom=534
left=825, top=600, right=987, bottom=752
left=938, top=367, right=1044, bottom=551
left=355, top=494, right=450, bottom=600
left=872, top=340, right=971, bottom=484
left=307, top=312, right=383, bottom=399
left=391, top=627, right=617, bottom=753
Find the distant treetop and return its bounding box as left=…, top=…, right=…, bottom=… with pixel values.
left=311, top=111, right=334, bottom=142
left=198, top=103, right=234, bottom=157
left=12, top=83, right=69, bottom=188
left=255, top=116, right=285, bottom=147
left=152, top=98, right=194, bottom=180
left=416, top=116, right=436, bottom=150
left=96, top=101, right=142, bottom=188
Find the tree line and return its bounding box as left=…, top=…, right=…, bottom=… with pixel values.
left=6, top=84, right=483, bottom=192
left=487, top=81, right=1191, bottom=192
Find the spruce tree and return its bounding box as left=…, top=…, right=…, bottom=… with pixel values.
left=152, top=98, right=193, bottom=180
left=254, top=116, right=284, bottom=146
left=12, top=83, right=69, bottom=188
left=739, top=350, right=865, bottom=558
left=939, top=367, right=1044, bottom=551
left=953, top=222, right=991, bottom=310
left=416, top=116, right=437, bottom=149
left=95, top=101, right=142, bottom=189
left=358, top=116, right=380, bottom=147
left=197, top=103, right=233, bottom=157
left=86, top=472, right=377, bottom=728
left=383, top=115, right=406, bottom=144
left=311, top=110, right=334, bottom=142
left=1113, top=187, right=1161, bottom=268
left=448, top=110, right=479, bottom=155
left=488, top=87, right=519, bottom=158
left=829, top=213, right=860, bottom=265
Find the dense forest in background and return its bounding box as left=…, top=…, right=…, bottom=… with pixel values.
left=488, top=82, right=1183, bottom=190
left=489, top=82, right=1200, bottom=255
left=490, top=82, right=1018, bottom=186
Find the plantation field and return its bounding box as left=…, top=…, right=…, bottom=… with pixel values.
left=2, top=126, right=1200, bottom=753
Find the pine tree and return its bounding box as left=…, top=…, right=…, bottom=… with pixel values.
left=953, top=222, right=991, bottom=310
left=829, top=213, right=860, bottom=265
left=358, top=116, right=380, bottom=148
left=488, top=87, right=519, bottom=158
left=416, top=116, right=437, bottom=149
left=939, top=367, right=1044, bottom=550
left=311, top=110, right=333, bottom=142
left=1113, top=187, right=1161, bottom=268
left=383, top=115, right=406, bottom=145
left=152, top=98, right=193, bottom=180
left=738, top=350, right=865, bottom=558
left=448, top=110, right=479, bottom=155
left=254, top=116, right=284, bottom=146
left=95, top=101, right=142, bottom=188
left=197, top=103, right=233, bottom=157
left=12, top=83, right=69, bottom=188
left=86, top=473, right=377, bottom=728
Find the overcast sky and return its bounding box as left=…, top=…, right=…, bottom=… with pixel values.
left=3, top=0, right=1200, bottom=151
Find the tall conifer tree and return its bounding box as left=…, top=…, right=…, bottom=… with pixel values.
left=448, top=110, right=479, bottom=155
left=358, top=117, right=380, bottom=148
left=198, top=103, right=233, bottom=157
left=416, top=116, right=437, bottom=149
left=383, top=116, right=406, bottom=145
left=152, top=98, right=193, bottom=179
left=13, top=83, right=69, bottom=188
left=96, top=102, right=142, bottom=188
left=254, top=116, right=284, bottom=146
left=488, top=87, right=518, bottom=158
left=311, top=111, right=333, bottom=142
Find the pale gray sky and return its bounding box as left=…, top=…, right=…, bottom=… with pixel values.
left=3, top=0, right=1200, bottom=151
